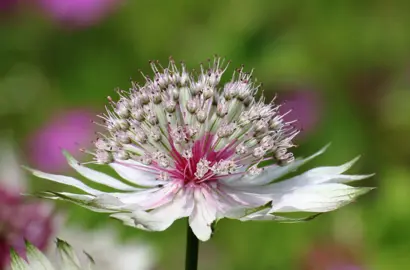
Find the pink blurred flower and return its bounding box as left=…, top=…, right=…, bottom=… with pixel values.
left=279, top=89, right=322, bottom=139
left=0, top=187, right=54, bottom=268
left=0, top=136, right=56, bottom=268
left=0, top=0, right=18, bottom=13
left=38, top=0, right=122, bottom=27
left=301, top=242, right=364, bottom=270
left=27, top=109, right=97, bottom=172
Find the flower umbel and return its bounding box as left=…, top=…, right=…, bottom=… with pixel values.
left=27, top=57, right=373, bottom=241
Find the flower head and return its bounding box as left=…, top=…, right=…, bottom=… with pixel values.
left=10, top=239, right=94, bottom=270
left=27, top=57, right=373, bottom=241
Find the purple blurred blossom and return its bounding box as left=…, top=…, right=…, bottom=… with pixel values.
left=38, top=0, right=122, bottom=27
left=0, top=0, right=18, bottom=13
left=27, top=109, right=97, bottom=172
left=279, top=90, right=322, bottom=139
left=0, top=187, right=54, bottom=268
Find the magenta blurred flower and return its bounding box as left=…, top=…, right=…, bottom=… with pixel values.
left=27, top=109, right=97, bottom=172
left=38, top=0, right=122, bottom=27
left=0, top=0, right=18, bottom=13
left=279, top=90, right=322, bottom=139
left=301, top=242, right=364, bottom=270
left=0, top=187, right=54, bottom=268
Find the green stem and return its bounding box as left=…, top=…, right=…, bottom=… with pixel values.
left=185, top=222, right=199, bottom=270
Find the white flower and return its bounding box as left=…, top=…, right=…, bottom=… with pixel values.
left=10, top=239, right=94, bottom=270
left=57, top=226, right=155, bottom=270
left=26, top=57, right=373, bottom=241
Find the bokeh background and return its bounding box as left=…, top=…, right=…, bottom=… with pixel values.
left=1, top=0, right=410, bottom=269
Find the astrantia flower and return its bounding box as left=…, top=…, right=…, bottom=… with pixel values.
left=27, top=57, right=373, bottom=241
left=10, top=239, right=94, bottom=270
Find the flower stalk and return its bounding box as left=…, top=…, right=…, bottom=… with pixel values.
left=185, top=221, right=199, bottom=270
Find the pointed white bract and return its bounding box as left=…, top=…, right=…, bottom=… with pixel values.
left=27, top=57, right=373, bottom=241
left=10, top=240, right=94, bottom=270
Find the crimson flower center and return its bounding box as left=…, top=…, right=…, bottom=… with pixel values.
left=157, top=134, right=236, bottom=184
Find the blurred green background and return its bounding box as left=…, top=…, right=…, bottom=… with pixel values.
left=1, top=0, right=410, bottom=269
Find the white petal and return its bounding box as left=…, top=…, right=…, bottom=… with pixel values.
left=36, top=191, right=125, bottom=213
left=114, top=188, right=161, bottom=204
left=306, top=156, right=360, bottom=175
left=147, top=188, right=194, bottom=230
left=273, top=156, right=368, bottom=187
left=10, top=249, right=32, bottom=270
left=227, top=157, right=373, bottom=195
left=65, top=151, right=138, bottom=191
left=331, top=174, right=375, bottom=182
left=35, top=191, right=94, bottom=201
left=116, top=183, right=179, bottom=210
left=189, top=188, right=217, bottom=241
left=109, top=212, right=149, bottom=230
left=56, top=239, right=82, bottom=270
left=260, top=144, right=330, bottom=182
left=264, top=158, right=373, bottom=193
left=219, top=184, right=271, bottom=207
left=83, top=253, right=95, bottom=270
left=222, top=144, right=329, bottom=187
left=111, top=210, right=164, bottom=231
left=239, top=208, right=271, bottom=220
left=112, top=188, right=194, bottom=231
left=269, top=183, right=372, bottom=213
left=240, top=208, right=320, bottom=222
left=25, top=241, right=55, bottom=270
left=208, top=186, right=250, bottom=219
left=110, top=160, right=167, bottom=187
left=25, top=167, right=101, bottom=195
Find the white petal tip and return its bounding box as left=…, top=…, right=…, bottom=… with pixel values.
left=21, top=165, right=33, bottom=172
left=347, top=155, right=361, bottom=167
left=191, top=226, right=212, bottom=241
left=317, top=143, right=331, bottom=155
left=322, top=143, right=332, bottom=151
left=304, top=143, right=331, bottom=161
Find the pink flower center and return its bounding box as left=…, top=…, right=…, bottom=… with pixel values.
left=151, top=133, right=236, bottom=185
